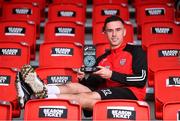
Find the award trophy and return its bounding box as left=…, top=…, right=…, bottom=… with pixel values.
left=81, top=45, right=98, bottom=73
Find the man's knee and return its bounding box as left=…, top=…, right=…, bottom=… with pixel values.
left=76, top=92, right=101, bottom=110
left=66, top=82, right=92, bottom=93
left=77, top=91, right=101, bottom=100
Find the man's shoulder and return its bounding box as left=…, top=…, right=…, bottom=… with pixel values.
left=124, top=43, right=143, bottom=51
left=124, top=43, right=146, bottom=58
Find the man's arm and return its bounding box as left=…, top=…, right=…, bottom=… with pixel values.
left=111, top=45, right=147, bottom=87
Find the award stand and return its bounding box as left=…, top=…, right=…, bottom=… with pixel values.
left=81, top=45, right=98, bottom=73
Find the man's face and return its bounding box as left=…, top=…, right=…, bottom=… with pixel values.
left=104, top=21, right=126, bottom=49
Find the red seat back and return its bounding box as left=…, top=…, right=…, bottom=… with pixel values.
left=36, top=67, right=78, bottom=85
left=163, top=101, right=180, bottom=120
left=154, top=69, right=180, bottom=119
left=2, top=2, right=40, bottom=25
left=93, top=99, right=150, bottom=120
left=136, top=3, right=175, bottom=26
left=142, top=21, right=180, bottom=50
left=92, top=4, right=130, bottom=26
left=48, top=3, right=86, bottom=24
left=0, top=42, right=30, bottom=68
left=44, top=21, right=85, bottom=46
left=0, top=101, right=12, bottom=120
left=93, top=0, right=128, bottom=5
left=11, top=0, right=46, bottom=21
left=53, top=0, right=87, bottom=6
left=52, top=0, right=86, bottom=16
left=24, top=99, right=82, bottom=120
left=134, top=0, right=174, bottom=7
left=39, top=42, right=83, bottom=68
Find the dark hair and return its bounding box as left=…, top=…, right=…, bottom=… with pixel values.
left=102, top=16, right=125, bottom=32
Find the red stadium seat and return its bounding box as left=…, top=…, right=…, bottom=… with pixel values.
left=52, top=0, right=87, bottom=16
left=2, top=2, right=41, bottom=39
left=93, top=21, right=134, bottom=45
left=0, top=101, right=12, bottom=120
left=154, top=69, right=180, bottom=119
left=93, top=99, right=150, bottom=120
left=163, top=101, right=180, bottom=120
left=24, top=99, right=82, bottom=120
left=93, top=0, right=128, bottom=5
left=0, top=67, right=21, bottom=118
left=52, top=0, right=87, bottom=7
left=39, top=42, right=83, bottom=68
left=142, top=21, right=180, bottom=50
left=147, top=43, right=180, bottom=87
left=0, top=67, right=17, bottom=102
left=136, top=3, right=175, bottom=40
left=92, top=4, right=130, bottom=26
left=44, top=21, right=85, bottom=46
left=36, top=67, right=78, bottom=85
left=11, top=0, right=46, bottom=22
left=48, top=3, right=86, bottom=24
left=0, top=20, right=36, bottom=60
left=0, top=42, right=30, bottom=69
left=134, top=0, right=174, bottom=7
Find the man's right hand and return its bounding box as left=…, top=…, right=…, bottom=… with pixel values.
left=73, top=67, right=85, bottom=81
left=77, top=69, right=85, bottom=81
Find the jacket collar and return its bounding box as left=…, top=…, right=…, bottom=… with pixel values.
left=111, top=42, right=127, bottom=54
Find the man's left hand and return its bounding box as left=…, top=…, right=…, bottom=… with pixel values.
left=93, top=66, right=112, bottom=79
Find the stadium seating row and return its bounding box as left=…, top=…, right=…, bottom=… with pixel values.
left=1, top=66, right=180, bottom=120
left=0, top=0, right=178, bottom=59
left=1, top=98, right=180, bottom=120
left=1, top=98, right=151, bottom=120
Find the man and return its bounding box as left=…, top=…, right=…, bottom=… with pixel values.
left=16, top=16, right=147, bottom=110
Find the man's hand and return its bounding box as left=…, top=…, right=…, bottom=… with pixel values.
left=75, top=68, right=85, bottom=81
left=93, top=66, right=112, bottom=79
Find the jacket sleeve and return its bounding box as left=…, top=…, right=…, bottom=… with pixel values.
left=110, top=45, right=147, bottom=87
